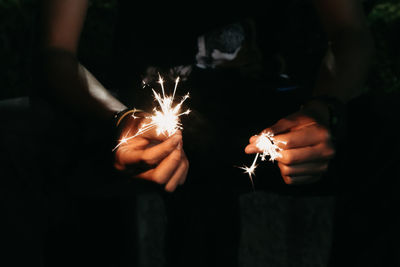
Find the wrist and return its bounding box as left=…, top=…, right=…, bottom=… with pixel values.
left=113, top=108, right=144, bottom=128
left=303, top=95, right=347, bottom=144
left=111, top=108, right=146, bottom=152
left=113, top=108, right=132, bottom=127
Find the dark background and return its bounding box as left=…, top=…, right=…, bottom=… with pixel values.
left=1, top=0, right=400, bottom=266
left=1, top=0, right=399, bottom=101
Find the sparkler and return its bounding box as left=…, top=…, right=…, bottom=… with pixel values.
left=113, top=74, right=190, bottom=151
left=239, top=132, right=286, bottom=190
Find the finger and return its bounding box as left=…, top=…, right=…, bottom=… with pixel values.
left=178, top=162, right=189, bottom=185
left=276, top=143, right=335, bottom=165
left=282, top=175, right=321, bottom=185
left=134, top=168, right=154, bottom=182
left=145, top=145, right=183, bottom=185
left=114, top=137, right=150, bottom=170
left=278, top=161, right=329, bottom=177
left=273, top=124, right=330, bottom=149
left=140, top=123, right=183, bottom=141
left=165, top=155, right=189, bottom=192
left=245, top=144, right=260, bottom=154
left=129, top=114, right=182, bottom=141
left=178, top=151, right=189, bottom=185
left=118, top=115, right=168, bottom=142
left=249, top=135, right=259, bottom=144
left=247, top=132, right=275, bottom=152
left=118, top=134, right=181, bottom=167
left=268, top=114, right=315, bottom=135
left=140, top=134, right=182, bottom=165
left=117, top=136, right=149, bottom=150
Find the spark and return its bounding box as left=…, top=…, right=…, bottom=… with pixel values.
left=255, top=132, right=286, bottom=162
left=172, top=77, right=180, bottom=99
left=239, top=153, right=259, bottom=190
left=113, top=75, right=190, bottom=151
left=239, top=132, right=287, bottom=189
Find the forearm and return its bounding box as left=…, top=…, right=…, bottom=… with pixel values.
left=41, top=48, right=126, bottom=121
left=313, top=29, right=374, bottom=103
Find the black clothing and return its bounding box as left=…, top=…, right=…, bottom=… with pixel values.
left=112, top=0, right=328, bottom=192
left=35, top=2, right=336, bottom=266
left=113, top=1, right=327, bottom=98
left=108, top=2, right=332, bottom=266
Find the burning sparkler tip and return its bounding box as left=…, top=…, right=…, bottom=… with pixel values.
left=239, top=130, right=285, bottom=187
left=113, top=75, right=190, bottom=154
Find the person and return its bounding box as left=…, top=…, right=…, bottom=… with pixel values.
left=245, top=0, right=374, bottom=186
left=37, top=0, right=373, bottom=266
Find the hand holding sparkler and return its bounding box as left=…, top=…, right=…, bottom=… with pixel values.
left=245, top=105, right=336, bottom=185
left=113, top=75, right=190, bottom=192
left=239, top=132, right=286, bottom=190
left=113, top=113, right=189, bottom=192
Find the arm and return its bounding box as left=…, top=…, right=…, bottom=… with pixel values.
left=41, top=0, right=126, bottom=121
left=312, top=0, right=374, bottom=103
left=40, top=0, right=189, bottom=191
left=246, top=0, right=374, bottom=185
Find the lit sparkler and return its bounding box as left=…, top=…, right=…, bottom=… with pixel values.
left=239, top=132, right=286, bottom=189
left=113, top=74, right=190, bottom=151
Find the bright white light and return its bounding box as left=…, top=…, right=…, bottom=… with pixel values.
left=113, top=75, right=190, bottom=151
left=239, top=132, right=286, bottom=189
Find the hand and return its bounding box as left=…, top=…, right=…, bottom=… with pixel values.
left=245, top=104, right=335, bottom=185
left=113, top=113, right=189, bottom=192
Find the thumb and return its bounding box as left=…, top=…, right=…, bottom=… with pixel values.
left=269, top=112, right=315, bottom=135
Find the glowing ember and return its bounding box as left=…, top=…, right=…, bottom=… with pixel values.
left=255, top=132, right=286, bottom=162
left=239, top=132, right=286, bottom=189
left=113, top=74, right=190, bottom=151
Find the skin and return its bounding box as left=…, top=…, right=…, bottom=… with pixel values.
left=41, top=0, right=189, bottom=192
left=245, top=0, right=374, bottom=185
left=113, top=114, right=189, bottom=192
left=114, top=129, right=188, bottom=192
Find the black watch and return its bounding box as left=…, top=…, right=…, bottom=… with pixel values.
left=307, top=96, right=347, bottom=144
left=113, top=108, right=132, bottom=127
